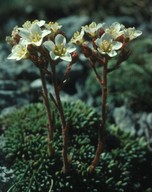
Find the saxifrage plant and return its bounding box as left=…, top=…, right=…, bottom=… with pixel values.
left=6, top=19, right=142, bottom=174
left=70, top=21, right=142, bottom=171
left=1, top=101, right=152, bottom=192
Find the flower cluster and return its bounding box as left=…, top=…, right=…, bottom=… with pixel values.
left=7, top=20, right=76, bottom=63
left=71, top=22, right=142, bottom=172
left=6, top=20, right=142, bottom=174
left=71, top=21, right=142, bottom=58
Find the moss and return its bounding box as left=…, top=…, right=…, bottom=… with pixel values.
left=1, top=101, right=152, bottom=191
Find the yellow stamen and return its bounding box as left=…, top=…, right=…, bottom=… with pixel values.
left=30, top=32, right=41, bottom=42
left=54, top=44, right=66, bottom=56
left=17, top=46, right=26, bottom=57
left=99, top=40, right=112, bottom=52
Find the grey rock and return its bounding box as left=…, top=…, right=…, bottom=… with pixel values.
left=0, top=44, right=19, bottom=80
left=113, top=106, right=135, bottom=134
left=0, top=54, right=39, bottom=81
left=0, top=165, right=14, bottom=192
left=137, top=112, right=148, bottom=128
left=0, top=135, right=5, bottom=150
left=30, top=78, right=53, bottom=91
left=140, top=21, right=152, bottom=37
left=136, top=112, right=152, bottom=149
left=57, top=61, right=83, bottom=81
left=15, top=60, right=39, bottom=80
left=30, top=79, right=42, bottom=89
left=58, top=15, right=90, bottom=38
left=0, top=90, right=16, bottom=101
left=0, top=90, right=29, bottom=111
left=0, top=134, right=14, bottom=192
left=0, top=80, right=18, bottom=90
left=0, top=106, right=18, bottom=117
left=147, top=113, right=152, bottom=129
left=30, top=78, right=55, bottom=102
left=104, top=16, right=136, bottom=27
left=0, top=166, right=14, bottom=182
left=4, top=18, right=18, bottom=35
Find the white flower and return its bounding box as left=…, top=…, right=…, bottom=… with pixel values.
left=95, top=33, right=122, bottom=57
left=123, top=27, right=142, bottom=40
left=43, top=34, right=76, bottom=62
left=7, top=40, right=29, bottom=61
left=45, top=22, right=62, bottom=33
left=82, top=22, right=103, bottom=37
left=19, top=24, right=51, bottom=46
left=32, top=20, right=46, bottom=27
left=22, top=20, right=45, bottom=29
left=70, top=30, right=84, bottom=45
left=102, top=22, right=124, bottom=39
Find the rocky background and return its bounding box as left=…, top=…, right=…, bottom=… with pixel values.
left=0, top=0, right=152, bottom=135
left=0, top=0, right=152, bottom=190
left=0, top=0, right=152, bottom=139
left=0, top=0, right=152, bottom=188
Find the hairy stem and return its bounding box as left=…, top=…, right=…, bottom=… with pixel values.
left=39, top=68, right=54, bottom=156
left=89, top=58, right=108, bottom=172
left=51, top=63, right=69, bottom=173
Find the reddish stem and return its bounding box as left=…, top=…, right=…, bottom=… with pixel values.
left=51, top=63, right=69, bottom=173
left=39, top=68, right=54, bottom=156
left=89, top=58, right=108, bottom=172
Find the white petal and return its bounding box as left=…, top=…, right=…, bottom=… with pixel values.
left=43, top=41, right=55, bottom=51
left=61, top=53, right=72, bottom=62
left=8, top=51, right=23, bottom=61
left=7, top=53, right=17, bottom=60
left=33, top=39, right=43, bottom=46
left=111, top=22, right=121, bottom=31
left=135, top=30, right=142, bottom=37
left=97, top=23, right=104, bottom=30
left=95, top=38, right=102, bottom=47
left=97, top=48, right=106, bottom=55
left=101, top=33, right=113, bottom=41
left=66, top=44, right=76, bottom=53
left=108, top=50, right=117, bottom=57
left=55, top=34, right=66, bottom=45
left=50, top=52, right=59, bottom=60
left=112, top=41, right=122, bottom=50
left=101, top=23, right=108, bottom=30
left=19, top=39, right=28, bottom=46
left=42, top=29, right=51, bottom=38
left=30, top=24, right=41, bottom=35
left=19, top=28, right=30, bottom=40
left=38, top=20, right=46, bottom=27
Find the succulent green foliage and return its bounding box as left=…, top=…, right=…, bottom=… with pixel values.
left=1, top=101, right=152, bottom=192
left=1, top=101, right=99, bottom=191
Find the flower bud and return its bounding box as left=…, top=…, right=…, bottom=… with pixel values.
left=98, top=28, right=105, bottom=37
left=71, top=51, right=79, bottom=63
left=116, top=35, right=124, bottom=43
left=82, top=43, right=92, bottom=58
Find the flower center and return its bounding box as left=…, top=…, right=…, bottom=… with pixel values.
left=48, top=22, right=60, bottom=33
left=54, top=44, right=66, bottom=56
left=99, top=40, right=112, bottom=52
left=108, top=27, right=117, bottom=37
left=128, top=29, right=135, bottom=39
left=71, top=31, right=84, bottom=45
left=23, top=21, right=31, bottom=29
left=73, top=31, right=80, bottom=39
left=17, top=46, right=27, bottom=58
left=89, top=22, right=96, bottom=29
left=30, top=32, right=41, bottom=43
